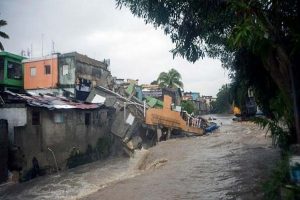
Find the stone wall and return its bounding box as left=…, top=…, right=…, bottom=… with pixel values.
left=14, top=107, right=111, bottom=172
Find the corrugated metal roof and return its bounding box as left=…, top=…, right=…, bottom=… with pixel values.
left=4, top=91, right=101, bottom=110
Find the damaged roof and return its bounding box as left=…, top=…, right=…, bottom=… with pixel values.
left=4, top=91, right=102, bottom=110
left=59, top=52, right=108, bottom=70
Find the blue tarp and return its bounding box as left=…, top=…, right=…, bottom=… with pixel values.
left=205, top=122, right=219, bottom=132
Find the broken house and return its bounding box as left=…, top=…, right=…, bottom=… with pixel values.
left=86, top=86, right=148, bottom=152
left=0, top=51, right=25, bottom=92
left=145, top=95, right=204, bottom=140
left=58, top=52, right=113, bottom=100
left=0, top=91, right=112, bottom=173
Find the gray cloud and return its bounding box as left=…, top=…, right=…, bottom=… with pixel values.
left=0, top=0, right=230, bottom=96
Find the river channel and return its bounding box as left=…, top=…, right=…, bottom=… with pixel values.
left=0, top=115, right=279, bottom=200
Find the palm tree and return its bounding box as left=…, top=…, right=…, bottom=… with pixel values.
left=0, top=20, right=9, bottom=51
left=157, top=68, right=183, bottom=89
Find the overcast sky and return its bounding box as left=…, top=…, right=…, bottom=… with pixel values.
left=0, top=0, right=230, bottom=96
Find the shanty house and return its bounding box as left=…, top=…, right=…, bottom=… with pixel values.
left=1, top=91, right=112, bottom=173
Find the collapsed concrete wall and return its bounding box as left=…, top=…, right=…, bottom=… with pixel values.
left=86, top=86, right=150, bottom=154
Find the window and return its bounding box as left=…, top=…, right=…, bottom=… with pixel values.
left=32, top=111, right=40, bottom=125
left=30, top=67, right=36, bottom=76
left=0, top=58, right=4, bottom=81
left=44, top=65, right=51, bottom=75
left=62, top=65, right=69, bottom=75
left=54, top=113, right=64, bottom=123
left=7, top=61, right=22, bottom=80
left=85, top=113, right=91, bottom=125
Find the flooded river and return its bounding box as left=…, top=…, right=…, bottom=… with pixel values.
left=0, top=115, right=279, bottom=200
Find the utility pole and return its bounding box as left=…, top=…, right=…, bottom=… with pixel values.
left=30, top=43, right=33, bottom=58
left=51, top=40, right=55, bottom=54
left=41, top=33, right=44, bottom=56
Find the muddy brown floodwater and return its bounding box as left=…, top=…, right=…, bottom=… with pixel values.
left=0, top=115, right=279, bottom=200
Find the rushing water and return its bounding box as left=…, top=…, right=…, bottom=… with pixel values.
left=0, top=115, right=279, bottom=200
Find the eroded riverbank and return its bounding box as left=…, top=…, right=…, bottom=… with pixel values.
left=0, top=115, right=279, bottom=200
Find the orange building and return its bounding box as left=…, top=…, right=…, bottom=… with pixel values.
left=23, top=54, right=58, bottom=90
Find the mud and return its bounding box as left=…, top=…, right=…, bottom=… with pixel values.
left=0, top=115, right=280, bottom=200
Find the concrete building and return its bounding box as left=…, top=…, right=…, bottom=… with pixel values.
left=201, top=95, right=217, bottom=113
left=0, top=51, right=25, bottom=92
left=162, top=88, right=182, bottom=106
left=182, top=92, right=200, bottom=101
left=182, top=92, right=203, bottom=114
left=1, top=91, right=112, bottom=172
left=23, top=54, right=58, bottom=90
left=58, top=52, right=113, bottom=100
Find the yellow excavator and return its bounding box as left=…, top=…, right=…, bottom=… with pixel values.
left=233, top=105, right=241, bottom=116
left=232, top=97, right=257, bottom=118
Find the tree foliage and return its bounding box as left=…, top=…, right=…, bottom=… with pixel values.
left=212, top=84, right=232, bottom=114
left=157, top=68, right=183, bottom=89
left=150, top=80, right=158, bottom=85
left=0, top=20, right=9, bottom=51
left=116, top=0, right=300, bottom=142
left=181, top=100, right=195, bottom=114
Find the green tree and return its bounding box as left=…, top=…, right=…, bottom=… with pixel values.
left=229, top=49, right=296, bottom=142
left=213, top=85, right=232, bottom=114
left=0, top=20, right=9, bottom=50
left=157, top=68, right=183, bottom=89
left=181, top=100, right=195, bottom=114
left=116, top=0, right=300, bottom=143
left=150, top=80, right=158, bottom=85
